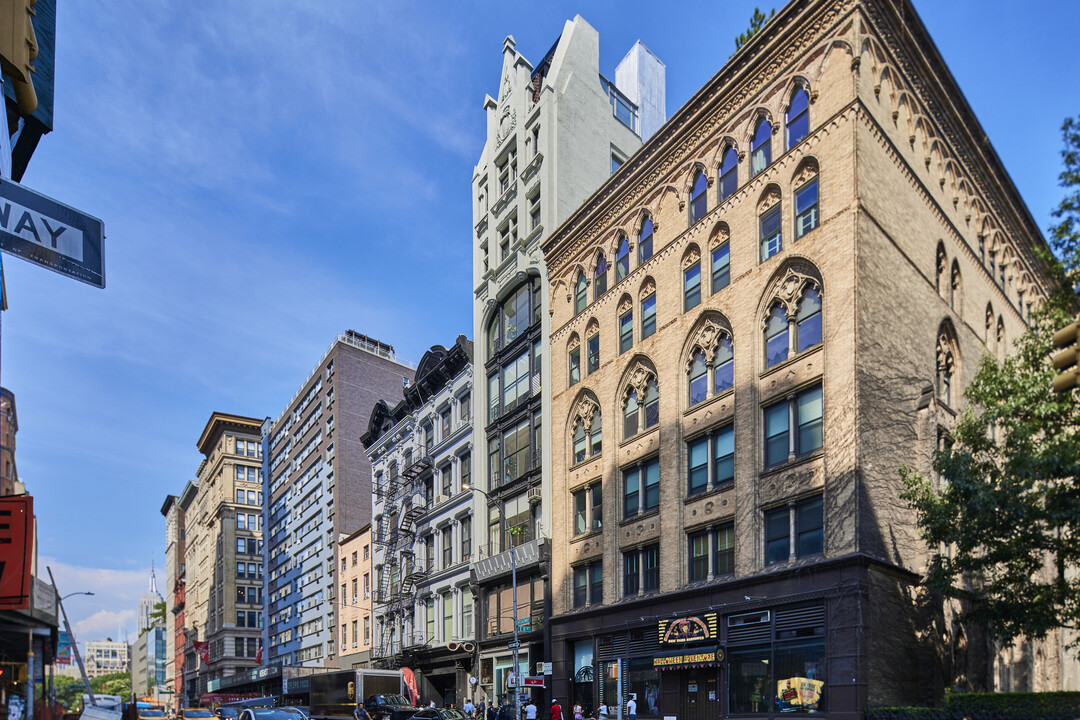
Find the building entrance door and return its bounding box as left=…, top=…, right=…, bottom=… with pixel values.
left=677, top=669, right=719, bottom=720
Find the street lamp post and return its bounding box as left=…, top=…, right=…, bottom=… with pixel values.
left=47, top=568, right=96, bottom=706
left=463, top=483, right=519, bottom=720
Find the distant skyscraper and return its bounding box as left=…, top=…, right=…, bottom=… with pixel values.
left=137, top=562, right=164, bottom=635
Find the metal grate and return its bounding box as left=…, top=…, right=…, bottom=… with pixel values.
left=596, top=634, right=628, bottom=661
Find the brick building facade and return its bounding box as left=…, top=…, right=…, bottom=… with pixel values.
left=542, top=0, right=1065, bottom=717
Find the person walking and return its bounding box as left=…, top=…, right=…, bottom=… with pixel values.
left=597, top=705, right=608, bottom=720
left=524, top=700, right=537, bottom=720
left=354, top=704, right=370, bottom=720
left=464, top=700, right=475, bottom=718
left=550, top=700, right=563, bottom=720
left=626, top=697, right=636, bottom=720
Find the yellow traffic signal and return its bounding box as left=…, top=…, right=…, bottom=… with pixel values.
left=0, top=0, right=38, bottom=115
left=1051, top=317, right=1080, bottom=392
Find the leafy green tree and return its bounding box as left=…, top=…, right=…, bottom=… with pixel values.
left=91, top=672, right=132, bottom=700
left=50, top=675, right=89, bottom=710
left=734, top=8, right=776, bottom=52
left=900, top=118, right=1080, bottom=645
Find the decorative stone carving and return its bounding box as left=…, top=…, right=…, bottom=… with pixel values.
left=617, top=295, right=633, bottom=315
left=626, top=361, right=656, bottom=396
left=771, top=267, right=819, bottom=318
left=758, top=187, right=781, bottom=213
left=682, top=247, right=701, bottom=269
left=710, top=223, right=730, bottom=248
left=792, top=161, right=819, bottom=187
left=639, top=279, right=656, bottom=300
left=496, top=105, right=516, bottom=147
left=567, top=335, right=581, bottom=352
left=573, top=395, right=599, bottom=427
left=689, top=319, right=728, bottom=365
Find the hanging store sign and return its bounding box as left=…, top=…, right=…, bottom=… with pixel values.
left=657, top=612, right=718, bottom=645
left=651, top=647, right=724, bottom=670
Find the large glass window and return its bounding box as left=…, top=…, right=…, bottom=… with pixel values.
left=502, top=419, right=531, bottom=482
left=730, top=646, right=772, bottom=713
left=760, top=205, right=782, bottom=261
left=641, top=294, right=657, bottom=339
left=589, top=414, right=603, bottom=457
left=712, top=243, right=730, bottom=294
left=719, top=147, right=738, bottom=202
left=573, top=422, right=587, bottom=465
left=714, top=524, right=734, bottom=575
left=688, top=436, right=709, bottom=496
left=689, top=170, right=707, bottom=224
left=786, top=88, right=809, bottom=150
left=714, top=424, right=735, bottom=487
left=623, top=549, right=639, bottom=597
left=796, top=386, right=824, bottom=457
left=573, top=561, right=602, bottom=608
left=764, top=402, right=790, bottom=468
left=684, top=262, right=702, bottom=311
left=751, top=118, right=772, bottom=177
left=487, top=278, right=541, bottom=359
left=503, top=285, right=532, bottom=346
left=688, top=530, right=710, bottom=582
left=639, top=218, right=654, bottom=264
left=574, top=273, right=587, bottom=315
left=502, top=352, right=531, bottom=414
left=797, top=496, right=824, bottom=557
left=616, top=237, right=630, bottom=282
left=794, top=179, right=819, bottom=239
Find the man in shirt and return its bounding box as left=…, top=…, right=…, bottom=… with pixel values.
left=524, top=700, right=537, bottom=720
left=464, top=700, right=475, bottom=718
left=550, top=699, right=563, bottom=720
left=626, top=697, right=636, bottom=720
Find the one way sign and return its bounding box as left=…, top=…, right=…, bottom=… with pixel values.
left=0, top=178, right=105, bottom=288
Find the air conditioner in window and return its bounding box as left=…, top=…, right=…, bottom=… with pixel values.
left=527, top=487, right=542, bottom=503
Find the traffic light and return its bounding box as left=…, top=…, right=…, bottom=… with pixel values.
left=0, top=0, right=39, bottom=115
left=1052, top=316, right=1080, bottom=392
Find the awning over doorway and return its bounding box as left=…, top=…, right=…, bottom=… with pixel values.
left=651, top=646, right=724, bottom=670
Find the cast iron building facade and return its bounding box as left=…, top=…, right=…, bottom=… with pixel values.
left=542, top=0, right=1067, bottom=717
left=263, top=332, right=415, bottom=668
left=471, top=17, right=664, bottom=706
left=363, top=336, right=474, bottom=705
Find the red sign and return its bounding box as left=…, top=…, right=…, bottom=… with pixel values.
left=0, top=496, right=34, bottom=610
left=194, top=641, right=210, bottom=664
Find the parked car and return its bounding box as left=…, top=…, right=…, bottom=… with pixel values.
left=182, top=710, right=216, bottom=720
left=410, top=710, right=468, bottom=720
left=237, top=709, right=308, bottom=720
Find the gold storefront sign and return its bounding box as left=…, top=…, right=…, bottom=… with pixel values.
left=657, top=612, right=718, bottom=644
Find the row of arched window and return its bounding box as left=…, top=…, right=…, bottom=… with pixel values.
left=572, top=87, right=816, bottom=318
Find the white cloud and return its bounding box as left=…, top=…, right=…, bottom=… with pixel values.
left=42, top=557, right=152, bottom=643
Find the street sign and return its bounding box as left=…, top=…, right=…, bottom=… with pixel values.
left=520, top=677, right=544, bottom=687
left=507, top=640, right=521, bottom=649
left=0, top=177, right=105, bottom=288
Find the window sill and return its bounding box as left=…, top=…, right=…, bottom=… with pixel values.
left=618, top=424, right=660, bottom=450
left=620, top=509, right=660, bottom=527
left=569, top=454, right=603, bottom=473
left=684, top=386, right=735, bottom=418
left=570, top=529, right=603, bottom=544
left=759, top=343, right=823, bottom=382
left=684, top=482, right=734, bottom=504
left=760, top=449, right=823, bottom=479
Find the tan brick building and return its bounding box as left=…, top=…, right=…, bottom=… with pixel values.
left=337, top=525, right=374, bottom=668
left=542, top=0, right=1067, bottom=716
left=182, top=412, right=264, bottom=701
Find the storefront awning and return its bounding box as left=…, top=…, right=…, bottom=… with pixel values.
left=651, top=646, right=724, bottom=670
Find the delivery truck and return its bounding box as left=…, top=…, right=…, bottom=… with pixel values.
left=309, top=669, right=419, bottom=720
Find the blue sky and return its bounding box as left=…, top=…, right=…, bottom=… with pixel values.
left=6, top=0, right=1078, bottom=642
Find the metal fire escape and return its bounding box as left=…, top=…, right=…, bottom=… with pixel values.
left=372, top=455, right=431, bottom=667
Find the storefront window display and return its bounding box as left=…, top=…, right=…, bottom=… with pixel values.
left=729, top=646, right=771, bottom=713
left=600, top=659, right=660, bottom=716
left=728, top=638, right=826, bottom=713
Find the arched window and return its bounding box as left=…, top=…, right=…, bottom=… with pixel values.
left=573, top=421, right=587, bottom=463
left=751, top=117, right=772, bottom=177
left=623, top=389, right=639, bottom=439
left=765, top=304, right=789, bottom=368
left=760, top=202, right=782, bottom=261
left=643, top=379, right=660, bottom=430
left=795, top=287, right=822, bottom=353
left=574, top=273, right=588, bottom=315
left=487, top=278, right=542, bottom=360
left=996, top=317, right=1005, bottom=359
left=688, top=351, right=708, bottom=407
left=616, top=236, right=631, bottom=282
left=950, top=262, right=962, bottom=313
left=594, top=253, right=608, bottom=298
left=589, top=413, right=602, bottom=457
left=714, top=336, right=734, bottom=393
left=639, top=217, right=654, bottom=264
left=786, top=88, right=809, bottom=149
left=719, top=147, right=738, bottom=202
left=936, top=244, right=947, bottom=296
left=689, top=170, right=707, bottom=224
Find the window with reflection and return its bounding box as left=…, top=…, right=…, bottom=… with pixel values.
left=487, top=278, right=542, bottom=359
left=796, top=287, right=822, bottom=353
left=623, top=389, right=639, bottom=439
left=638, top=217, right=654, bottom=264
left=760, top=205, right=782, bottom=261
left=616, top=236, right=631, bottom=282
left=594, top=253, right=608, bottom=298
left=642, top=293, right=657, bottom=339
left=643, top=379, right=659, bottom=429
left=751, top=118, right=772, bottom=177
left=619, top=309, right=633, bottom=354
left=712, top=243, right=730, bottom=294
left=786, top=88, right=809, bottom=149
left=574, top=273, right=587, bottom=315
left=765, top=305, right=789, bottom=367
left=685, top=261, right=701, bottom=311
left=688, top=351, right=708, bottom=407
left=587, top=333, right=600, bottom=374
left=795, top=179, right=819, bottom=239
left=719, top=147, right=738, bottom=202
left=714, top=336, right=734, bottom=393
left=689, top=170, right=707, bottom=224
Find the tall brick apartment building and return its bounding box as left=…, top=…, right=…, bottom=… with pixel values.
left=263, top=332, right=415, bottom=668
left=542, top=0, right=1067, bottom=717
